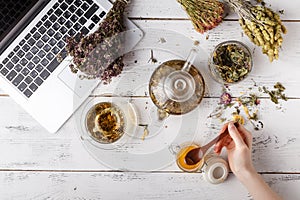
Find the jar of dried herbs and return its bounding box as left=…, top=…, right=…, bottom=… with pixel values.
left=208, top=41, right=253, bottom=84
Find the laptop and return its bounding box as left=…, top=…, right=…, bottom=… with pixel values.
left=0, top=0, right=143, bottom=133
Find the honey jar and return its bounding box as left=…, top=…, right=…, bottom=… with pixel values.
left=176, top=143, right=204, bottom=172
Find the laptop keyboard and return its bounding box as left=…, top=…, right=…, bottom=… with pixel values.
left=0, top=0, right=106, bottom=98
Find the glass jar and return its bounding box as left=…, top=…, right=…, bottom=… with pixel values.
left=175, top=143, right=204, bottom=172
left=208, top=40, right=253, bottom=84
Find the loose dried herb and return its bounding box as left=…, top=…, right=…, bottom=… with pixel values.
left=210, top=91, right=261, bottom=130
left=212, top=43, right=251, bottom=83
left=159, top=38, right=167, bottom=43
left=237, top=93, right=260, bottom=107
left=138, top=124, right=150, bottom=140
left=65, top=0, right=128, bottom=83
left=142, top=125, right=149, bottom=140
left=279, top=10, right=285, bottom=15
left=232, top=114, right=245, bottom=124
left=209, top=82, right=288, bottom=130
left=235, top=93, right=260, bottom=121
left=226, top=0, right=287, bottom=62
left=177, top=0, right=224, bottom=33
left=148, top=50, right=158, bottom=63
left=261, top=82, right=288, bottom=104
left=220, top=92, right=232, bottom=105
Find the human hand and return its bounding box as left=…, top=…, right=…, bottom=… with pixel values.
left=214, top=122, right=282, bottom=199
left=214, top=122, right=255, bottom=181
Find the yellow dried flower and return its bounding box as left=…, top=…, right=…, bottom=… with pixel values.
left=232, top=114, right=245, bottom=125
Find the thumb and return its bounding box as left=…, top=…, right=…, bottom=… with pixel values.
left=228, top=122, right=244, bottom=147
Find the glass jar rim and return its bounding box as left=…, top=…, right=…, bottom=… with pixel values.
left=208, top=40, right=253, bottom=85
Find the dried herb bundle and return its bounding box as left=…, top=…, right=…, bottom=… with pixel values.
left=177, top=0, right=224, bottom=33
left=226, top=0, right=287, bottom=62
left=65, top=0, right=128, bottom=83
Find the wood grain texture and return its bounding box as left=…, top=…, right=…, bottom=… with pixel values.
left=92, top=20, right=300, bottom=98
left=0, top=96, right=299, bottom=172
left=1, top=21, right=298, bottom=97
left=0, top=171, right=299, bottom=200
left=126, top=0, right=300, bottom=20
left=0, top=0, right=300, bottom=198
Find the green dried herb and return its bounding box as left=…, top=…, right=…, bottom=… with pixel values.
left=237, top=93, right=260, bottom=106
left=262, top=82, right=288, bottom=104
left=208, top=82, right=288, bottom=130
left=226, top=0, right=287, bottom=62
left=209, top=90, right=261, bottom=130
left=212, top=43, right=251, bottom=83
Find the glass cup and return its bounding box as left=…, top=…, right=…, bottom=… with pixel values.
left=208, top=40, right=253, bottom=84
left=79, top=96, right=138, bottom=149
left=85, top=102, right=126, bottom=144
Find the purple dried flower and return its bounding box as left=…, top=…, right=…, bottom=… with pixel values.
left=220, top=92, right=232, bottom=105
left=64, top=0, right=129, bottom=83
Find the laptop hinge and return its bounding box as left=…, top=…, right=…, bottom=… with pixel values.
left=0, top=0, right=51, bottom=54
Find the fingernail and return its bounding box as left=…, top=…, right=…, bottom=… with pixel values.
left=213, top=146, right=217, bottom=151
left=213, top=148, right=219, bottom=154
left=228, top=123, right=236, bottom=131
left=228, top=122, right=236, bottom=130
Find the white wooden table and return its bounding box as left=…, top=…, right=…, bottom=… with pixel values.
left=1, top=0, right=300, bottom=199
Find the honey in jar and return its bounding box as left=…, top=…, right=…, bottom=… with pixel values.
left=176, top=144, right=204, bottom=172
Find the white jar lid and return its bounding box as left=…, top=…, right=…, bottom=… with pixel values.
left=204, top=160, right=229, bottom=184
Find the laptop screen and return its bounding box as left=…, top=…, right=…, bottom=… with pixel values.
left=0, top=0, right=39, bottom=43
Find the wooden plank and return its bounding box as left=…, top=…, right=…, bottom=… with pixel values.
left=127, top=0, right=300, bottom=20
left=92, top=20, right=300, bottom=98
left=0, top=171, right=299, bottom=200
left=0, top=96, right=299, bottom=172
left=0, top=21, right=298, bottom=97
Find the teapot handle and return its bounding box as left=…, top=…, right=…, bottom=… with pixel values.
left=181, top=48, right=198, bottom=72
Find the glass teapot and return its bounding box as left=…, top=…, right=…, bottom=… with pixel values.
left=149, top=48, right=205, bottom=118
